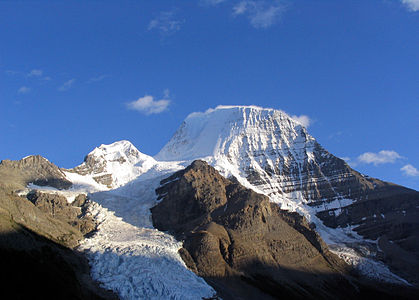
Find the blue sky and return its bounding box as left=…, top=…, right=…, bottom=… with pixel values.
left=1, top=0, right=418, bottom=190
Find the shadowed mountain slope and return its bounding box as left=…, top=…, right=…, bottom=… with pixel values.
left=0, top=156, right=117, bottom=299
left=152, top=160, right=419, bottom=299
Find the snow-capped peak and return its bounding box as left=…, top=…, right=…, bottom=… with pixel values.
left=69, top=140, right=156, bottom=188
left=155, top=105, right=314, bottom=162
left=88, top=140, right=150, bottom=165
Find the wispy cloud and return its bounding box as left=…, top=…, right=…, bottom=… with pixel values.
left=6, top=68, right=51, bottom=80
left=126, top=92, right=171, bottom=115
left=5, top=70, right=21, bottom=76
left=28, top=69, right=51, bottom=81
left=357, top=150, right=403, bottom=166
left=200, top=0, right=227, bottom=6
left=17, top=86, right=31, bottom=94
left=58, top=79, right=76, bottom=91
left=401, top=164, right=419, bottom=177
left=87, top=74, right=107, bottom=83
left=27, top=69, right=43, bottom=77
left=148, top=11, right=184, bottom=36
left=401, top=0, right=419, bottom=11
left=233, top=0, right=283, bottom=28
left=291, top=114, right=311, bottom=128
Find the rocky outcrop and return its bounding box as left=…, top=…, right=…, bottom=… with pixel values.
left=0, top=155, right=115, bottom=299
left=152, top=160, right=418, bottom=299
left=0, top=155, right=96, bottom=246
left=0, top=155, right=72, bottom=190
left=27, top=191, right=96, bottom=236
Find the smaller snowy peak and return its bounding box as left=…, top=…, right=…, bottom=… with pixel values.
left=68, top=140, right=156, bottom=189
left=88, top=140, right=150, bottom=165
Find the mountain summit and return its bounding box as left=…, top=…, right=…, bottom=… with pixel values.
left=68, top=140, right=156, bottom=188
left=156, top=105, right=312, bottom=162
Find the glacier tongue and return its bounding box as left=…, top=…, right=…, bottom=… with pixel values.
left=69, top=161, right=217, bottom=299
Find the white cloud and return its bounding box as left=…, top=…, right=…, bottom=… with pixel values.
left=58, top=79, right=76, bottom=91
left=401, top=164, right=419, bottom=177
left=233, top=0, right=283, bottom=28
left=148, top=11, right=184, bottom=36
left=17, top=86, right=31, bottom=94
left=291, top=114, right=311, bottom=128
left=88, top=74, right=107, bottom=83
left=401, top=0, right=419, bottom=11
left=28, top=69, right=43, bottom=77
left=357, top=150, right=403, bottom=166
left=201, top=0, right=226, bottom=6
left=126, top=93, right=171, bottom=115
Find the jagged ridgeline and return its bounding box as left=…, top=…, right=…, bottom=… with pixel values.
left=1, top=105, right=418, bottom=299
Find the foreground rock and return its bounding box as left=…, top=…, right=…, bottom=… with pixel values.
left=152, top=160, right=419, bottom=299
left=0, top=156, right=117, bottom=299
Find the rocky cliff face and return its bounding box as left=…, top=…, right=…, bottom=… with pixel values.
left=152, top=160, right=417, bottom=299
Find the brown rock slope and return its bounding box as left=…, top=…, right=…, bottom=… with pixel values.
left=0, top=155, right=72, bottom=191
left=152, top=160, right=418, bottom=300
left=0, top=156, right=117, bottom=299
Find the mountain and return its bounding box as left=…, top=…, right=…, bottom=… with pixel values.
left=1, top=105, right=418, bottom=299
left=67, top=140, right=156, bottom=188
left=152, top=160, right=369, bottom=299
left=157, top=105, right=419, bottom=285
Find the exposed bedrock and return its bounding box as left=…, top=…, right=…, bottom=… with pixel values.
left=152, top=160, right=418, bottom=299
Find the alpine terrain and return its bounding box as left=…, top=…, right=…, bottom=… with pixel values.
left=1, top=105, right=418, bottom=299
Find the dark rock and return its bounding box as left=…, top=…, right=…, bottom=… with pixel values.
left=0, top=220, right=117, bottom=300
left=72, top=194, right=88, bottom=207
left=153, top=160, right=396, bottom=299
left=27, top=191, right=97, bottom=237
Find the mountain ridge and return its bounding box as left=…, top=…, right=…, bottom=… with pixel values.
left=1, top=105, right=418, bottom=299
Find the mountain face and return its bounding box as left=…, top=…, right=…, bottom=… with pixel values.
left=1, top=105, right=418, bottom=299
left=152, top=160, right=415, bottom=299
left=156, top=105, right=419, bottom=285
left=152, top=160, right=350, bottom=299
